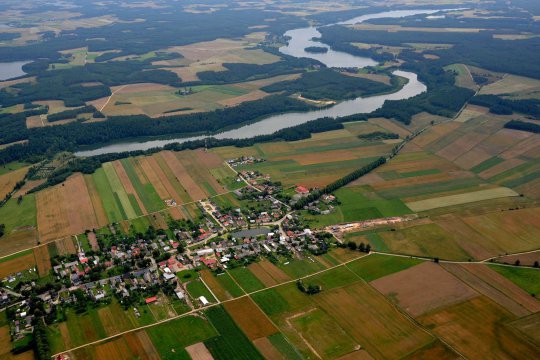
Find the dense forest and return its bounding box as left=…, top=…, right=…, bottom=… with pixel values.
left=504, top=120, right=540, bottom=133
left=0, top=95, right=315, bottom=164
left=470, top=95, right=540, bottom=118
left=261, top=69, right=396, bottom=100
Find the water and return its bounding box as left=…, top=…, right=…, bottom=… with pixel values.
left=76, top=8, right=452, bottom=156
left=0, top=61, right=29, bottom=81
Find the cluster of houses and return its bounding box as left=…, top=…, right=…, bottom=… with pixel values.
left=227, top=156, right=265, bottom=167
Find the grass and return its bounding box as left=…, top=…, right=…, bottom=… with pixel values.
left=0, top=248, right=33, bottom=264
left=0, top=193, right=36, bottom=232
left=278, top=257, right=327, bottom=278
left=489, top=265, right=540, bottom=296
left=250, top=289, right=290, bottom=316
left=186, top=278, right=216, bottom=303
left=347, top=254, right=423, bottom=282
left=0, top=161, right=27, bottom=176
left=204, top=306, right=264, bottom=360
left=121, top=158, right=164, bottom=213
left=146, top=315, right=217, bottom=360
left=229, top=267, right=266, bottom=292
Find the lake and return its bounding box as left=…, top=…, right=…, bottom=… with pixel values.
left=76, top=8, right=455, bottom=156
left=0, top=61, right=29, bottom=81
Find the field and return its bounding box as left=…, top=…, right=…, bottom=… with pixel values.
left=200, top=270, right=244, bottom=301
left=417, top=296, right=539, bottom=359
left=371, top=262, right=478, bottom=317
left=0, top=250, right=36, bottom=278
left=488, top=265, right=540, bottom=297
left=442, top=263, right=540, bottom=317
left=346, top=254, right=423, bottom=282
left=223, top=296, right=278, bottom=340
left=212, top=122, right=397, bottom=188
left=0, top=166, right=27, bottom=200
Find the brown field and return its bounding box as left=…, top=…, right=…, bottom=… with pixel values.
left=84, top=175, right=109, bottom=228
left=454, top=104, right=488, bottom=123
left=461, top=207, right=540, bottom=254
left=176, top=150, right=225, bottom=194
left=436, top=132, right=489, bottom=161
left=224, top=297, right=278, bottom=340
left=0, top=166, right=28, bottom=199
left=185, top=342, right=214, bottom=360
left=87, top=231, right=99, bottom=251
left=33, top=245, right=51, bottom=276
left=55, top=236, right=77, bottom=255
left=442, top=263, right=540, bottom=317
left=493, top=250, right=540, bottom=267
left=417, top=296, right=538, bottom=359
left=0, top=252, right=36, bottom=278
left=499, top=134, right=540, bottom=160
left=112, top=160, right=148, bottom=214
left=403, top=341, right=459, bottom=360
left=37, top=174, right=101, bottom=242
left=370, top=262, right=478, bottom=317
left=0, top=229, right=37, bottom=258
left=218, top=90, right=268, bottom=106
left=411, top=122, right=461, bottom=148
left=335, top=350, right=374, bottom=360
left=452, top=148, right=493, bottom=170
left=160, top=151, right=206, bottom=200
left=508, top=312, right=540, bottom=346
left=253, top=337, right=286, bottom=360
left=249, top=260, right=291, bottom=287
left=480, top=74, right=540, bottom=97
left=367, top=118, right=411, bottom=137
left=313, top=282, right=434, bottom=359
left=200, top=270, right=232, bottom=301
left=167, top=206, right=186, bottom=220
left=12, top=178, right=45, bottom=197
left=478, top=158, right=525, bottom=179
left=138, top=157, right=171, bottom=200
left=150, top=154, right=189, bottom=203
left=98, top=302, right=134, bottom=336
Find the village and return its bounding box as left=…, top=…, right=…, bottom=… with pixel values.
left=1, top=158, right=344, bottom=349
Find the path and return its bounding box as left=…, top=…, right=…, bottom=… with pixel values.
left=99, top=85, right=127, bottom=112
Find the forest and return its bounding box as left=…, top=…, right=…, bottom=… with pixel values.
left=261, top=69, right=395, bottom=100
left=504, top=120, right=540, bottom=133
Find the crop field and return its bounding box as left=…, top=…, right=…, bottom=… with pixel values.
left=406, top=187, right=519, bottom=212
left=417, top=296, right=538, bottom=359
left=0, top=190, right=36, bottom=237
left=312, top=282, right=434, bottom=359
left=0, top=250, right=36, bottom=278
left=200, top=270, right=243, bottom=300
left=223, top=296, right=279, bottom=340
left=204, top=306, right=264, bottom=360
left=0, top=166, right=27, bottom=200
left=36, top=174, right=103, bottom=242
left=489, top=265, right=540, bottom=297
left=146, top=315, right=217, bottom=360
left=98, top=300, right=137, bottom=336
left=346, top=254, right=423, bottom=282
left=33, top=245, right=51, bottom=276
left=186, top=278, right=217, bottom=304
left=0, top=325, right=34, bottom=360
left=442, top=263, right=540, bottom=317
left=445, top=63, right=478, bottom=90
left=248, top=259, right=291, bottom=287
left=479, top=73, right=540, bottom=99
left=371, top=262, right=478, bottom=317
left=213, top=124, right=396, bottom=188
left=229, top=266, right=266, bottom=293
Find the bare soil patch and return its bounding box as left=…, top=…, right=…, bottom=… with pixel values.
left=371, top=262, right=478, bottom=317
left=224, top=296, right=278, bottom=340
left=185, top=342, right=214, bottom=360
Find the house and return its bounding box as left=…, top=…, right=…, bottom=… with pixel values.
left=296, top=186, right=309, bottom=194
left=145, top=296, right=157, bottom=304
left=199, top=296, right=210, bottom=306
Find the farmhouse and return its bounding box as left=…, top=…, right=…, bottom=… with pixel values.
left=296, top=186, right=309, bottom=194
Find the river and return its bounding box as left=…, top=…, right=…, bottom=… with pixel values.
left=76, top=8, right=449, bottom=156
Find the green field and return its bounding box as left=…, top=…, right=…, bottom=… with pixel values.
left=471, top=156, right=504, bottom=174
left=204, top=306, right=264, bottom=360
left=186, top=278, right=216, bottom=303
left=268, top=333, right=303, bottom=360
left=0, top=194, right=36, bottom=233
left=215, top=272, right=245, bottom=297
left=229, top=267, right=266, bottom=292
left=92, top=168, right=126, bottom=223
left=302, top=265, right=359, bottom=291
left=0, top=161, right=27, bottom=176
left=489, top=265, right=540, bottom=296
left=278, top=258, right=327, bottom=278
left=346, top=254, right=423, bottom=282
left=121, top=158, right=164, bottom=213
left=103, top=162, right=140, bottom=218
left=146, top=315, right=217, bottom=360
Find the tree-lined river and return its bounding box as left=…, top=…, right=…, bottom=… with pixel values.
left=76, top=9, right=449, bottom=156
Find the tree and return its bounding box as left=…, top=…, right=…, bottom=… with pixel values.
left=0, top=224, right=4, bottom=238
left=433, top=257, right=439, bottom=263
left=515, top=259, right=521, bottom=266
left=534, top=261, right=539, bottom=268
left=347, top=241, right=357, bottom=250
left=358, top=242, right=366, bottom=253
